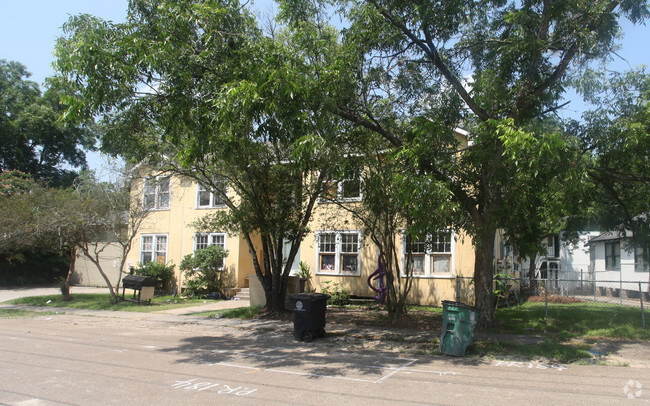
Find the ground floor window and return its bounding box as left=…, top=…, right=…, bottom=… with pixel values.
left=403, top=231, right=453, bottom=277
left=316, top=231, right=361, bottom=275
left=194, top=233, right=226, bottom=268
left=140, top=234, right=168, bottom=264
left=283, top=239, right=301, bottom=274
left=605, top=241, right=621, bottom=270
left=635, top=246, right=648, bottom=272
left=194, top=233, right=226, bottom=252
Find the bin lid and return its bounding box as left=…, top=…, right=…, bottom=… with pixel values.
left=441, top=300, right=480, bottom=312
left=288, top=293, right=330, bottom=301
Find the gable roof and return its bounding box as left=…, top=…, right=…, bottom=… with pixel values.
left=586, top=230, right=634, bottom=245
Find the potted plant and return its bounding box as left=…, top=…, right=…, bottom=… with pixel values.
left=298, top=261, right=311, bottom=292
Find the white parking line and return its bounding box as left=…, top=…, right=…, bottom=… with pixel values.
left=207, top=349, right=461, bottom=384
left=374, top=358, right=418, bottom=383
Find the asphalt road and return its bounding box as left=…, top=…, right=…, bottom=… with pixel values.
left=0, top=312, right=647, bottom=405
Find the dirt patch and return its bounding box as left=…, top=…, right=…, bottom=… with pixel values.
left=325, top=306, right=443, bottom=331
left=254, top=305, right=444, bottom=331
left=586, top=339, right=650, bottom=367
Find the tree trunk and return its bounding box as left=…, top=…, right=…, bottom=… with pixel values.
left=474, top=232, right=495, bottom=328
left=61, top=247, right=76, bottom=301
left=79, top=244, right=121, bottom=304
left=528, top=250, right=538, bottom=290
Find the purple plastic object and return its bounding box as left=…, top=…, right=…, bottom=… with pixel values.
left=367, top=255, right=388, bottom=304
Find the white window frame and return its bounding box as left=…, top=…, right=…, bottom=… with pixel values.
left=634, top=246, right=648, bottom=272
left=401, top=230, right=455, bottom=278
left=196, top=181, right=227, bottom=209
left=605, top=241, right=621, bottom=271
left=140, top=234, right=168, bottom=265
left=283, top=238, right=301, bottom=275
left=319, top=170, right=362, bottom=203
left=315, top=230, right=362, bottom=276
left=143, top=176, right=171, bottom=210
left=193, top=232, right=227, bottom=269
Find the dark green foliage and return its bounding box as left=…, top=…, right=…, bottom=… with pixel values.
left=575, top=68, right=650, bottom=251
left=0, top=60, right=96, bottom=186
left=276, top=0, right=648, bottom=328
left=53, top=0, right=338, bottom=315
left=133, top=262, right=175, bottom=293
left=179, top=245, right=228, bottom=297
left=0, top=250, right=68, bottom=286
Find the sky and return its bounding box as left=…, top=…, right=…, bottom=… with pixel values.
left=1, top=1, right=648, bottom=174
left=0, top=0, right=276, bottom=179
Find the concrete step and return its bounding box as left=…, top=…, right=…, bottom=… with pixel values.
left=234, top=288, right=250, bottom=299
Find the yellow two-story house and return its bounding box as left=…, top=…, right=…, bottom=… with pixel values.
left=125, top=165, right=477, bottom=306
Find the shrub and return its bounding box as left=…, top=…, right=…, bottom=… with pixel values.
left=321, top=280, right=351, bottom=306
left=179, top=245, right=229, bottom=298
left=298, top=261, right=311, bottom=279
left=133, top=262, right=175, bottom=293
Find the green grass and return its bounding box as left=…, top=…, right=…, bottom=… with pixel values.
left=0, top=308, right=56, bottom=318
left=470, top=338, right=593, bottom=363
left=464, top=301, right=650, bottom=363
left=493, top=301, right=650, bottom=340
left=6, top=293, right=209, bottom=312
left=195, top=306, right=264, bottom=319
left=407, top=305, right=443, bottom=313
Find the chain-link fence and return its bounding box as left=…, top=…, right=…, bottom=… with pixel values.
left=454, top=270, right=649, bottom=327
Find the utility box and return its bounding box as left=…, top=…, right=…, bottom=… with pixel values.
left=439, top=300, right=480, bottom=356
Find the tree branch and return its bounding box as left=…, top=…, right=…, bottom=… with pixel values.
left=367, top=0, right=491, bottom=122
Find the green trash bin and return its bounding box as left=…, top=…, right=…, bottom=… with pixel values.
left=439, top=300, right=480, bottom=356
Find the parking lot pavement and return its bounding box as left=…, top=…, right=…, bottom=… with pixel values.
left=2, top=285, right=648, bottom=370
left=1, top=314, right=648, bottom=405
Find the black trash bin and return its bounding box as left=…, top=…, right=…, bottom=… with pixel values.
left=288, top=293, right=330, bottom=342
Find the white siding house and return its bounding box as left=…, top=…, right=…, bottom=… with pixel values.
left=587, top=231, right=650, bottom=287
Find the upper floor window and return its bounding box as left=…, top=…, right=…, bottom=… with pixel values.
left=403, top=231, right=453, bottom=277
left=196, top=180, right=227, bottom=209
left=543, top=235, right=560, bottom=258
left=320, top=169, right=362, bottom=202
left=143, top=177, right=170, bottom=210
left=140, top=234, right=167, bottom=264
left=605, top=241, right=621, bottom=270
left=635, top=246, right=648, bottom=272
left=316, top=231, right=361, bottom=275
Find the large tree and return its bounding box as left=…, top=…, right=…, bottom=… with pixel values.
left=0, top=170, right=148, bottom=302
left=53, top=0, right=344, bottom=314
left=576, top=68, right=650, bottom=251
left=0, top=60, right=96, bottom=185
left=277, top=0, right=649, bottom=326
left=73, top=172, right=152, bottom=303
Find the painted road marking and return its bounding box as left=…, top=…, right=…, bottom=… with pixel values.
left=172, top=378, right=257, bottom=395
left=205, top=348, right=461, bottom=384
left=494, top=360, right=567, bottom=371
